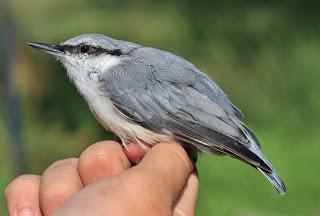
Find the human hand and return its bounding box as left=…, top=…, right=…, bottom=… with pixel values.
left=5, top=141, right=198, bottom=216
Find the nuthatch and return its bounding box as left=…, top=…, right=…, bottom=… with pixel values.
left=28, top=34, right=286, bottom=194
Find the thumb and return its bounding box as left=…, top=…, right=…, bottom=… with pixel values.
left=133, top=142, right=194, bottom=203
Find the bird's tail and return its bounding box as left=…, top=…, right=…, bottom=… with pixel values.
left=257, top=166, right=286, bottom=195
left=254, top=153, right=286, bottom=195
left=231, top=146, right=286, bottom=195
left=233, top=119, right=286, bottom=195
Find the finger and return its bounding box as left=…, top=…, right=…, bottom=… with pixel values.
left=123, top=142, right=194, bottom=207
left=77, top=141, right=131, bottom=186
left=137, top=142, right=194, bottom=203
left=39, top=158, right=82, bottom=216
left=52, top=142, right=194, bottom=216
left=5, top=174, right=42, bottom=216
left=124, top=141, right=151, bottom=163
left=173, top=170, right=199, bottom=216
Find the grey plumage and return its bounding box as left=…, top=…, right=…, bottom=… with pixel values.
left=27, top=34, right=286, bottom=195
left=99, top=46, right=285, bottom=194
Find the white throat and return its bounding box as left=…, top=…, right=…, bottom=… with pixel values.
left=61, top=53, right=173, bottom=147
left=61, top=53, right=131, bottom=137
left=62, top=54, right=120, bottom=87
left=60, top=55, right=120, bottom=121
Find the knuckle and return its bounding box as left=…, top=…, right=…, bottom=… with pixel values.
left=80, top=141, right=123, bottom=162
left=94, top=140, right=122, bottom=147
left=88, top=141, right=123, bottom=154
left=43, top=158, right=78, bottom=179
left=47, top=158, right=78, bottom=171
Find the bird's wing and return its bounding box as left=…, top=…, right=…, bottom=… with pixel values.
left=99, top=48, right=269, bottom=171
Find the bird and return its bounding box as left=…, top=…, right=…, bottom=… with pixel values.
left=27, top=33, right=286, bottom=194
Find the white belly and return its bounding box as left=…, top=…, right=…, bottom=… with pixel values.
left=81, top=84, right=173, bottom=147
left=64, top=56, right=173, bottom=147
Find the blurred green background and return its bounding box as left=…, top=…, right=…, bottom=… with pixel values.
left=1, top=0, right=319, bottom=215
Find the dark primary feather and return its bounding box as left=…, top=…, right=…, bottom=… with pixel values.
left=99, top=46, right=285, bottom=194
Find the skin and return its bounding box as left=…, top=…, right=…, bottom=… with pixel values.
left=5, top=141, right=198, bottom=216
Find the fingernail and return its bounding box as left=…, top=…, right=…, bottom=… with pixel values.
left=17, top=208, right=35, bottom=216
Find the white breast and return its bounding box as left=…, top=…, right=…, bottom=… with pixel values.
left=63, top=54, right=173, bottom=147
left=82, top=83, right=173, bottom=148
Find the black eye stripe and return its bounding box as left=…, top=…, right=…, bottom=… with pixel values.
left=61, top=44, right=122, bottom=56
left=108, top=49, right=122, bottom=56
left=80, top=45, right=90, bottom=53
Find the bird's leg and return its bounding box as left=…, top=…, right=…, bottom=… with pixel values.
left=113, top=135, right=122, bottom=143
left=122, top=139, right=151, bottom=164
left=181, top=142, right=198, bottom=165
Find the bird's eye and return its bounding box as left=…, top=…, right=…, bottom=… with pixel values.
left=79, top=45, right=90, bottom=53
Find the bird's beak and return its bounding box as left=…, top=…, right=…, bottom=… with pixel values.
left=27, top=42, right=64, bottom=56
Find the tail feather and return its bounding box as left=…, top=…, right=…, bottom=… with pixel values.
left=232, top=146, right=286, bottom=195
left=164, top=114, right=286, bottom=194
left=232, top=117, right=286, bottom=195
left=257, top=167, right=286, bottom=195
left=246, top=142, right=286, bottom=195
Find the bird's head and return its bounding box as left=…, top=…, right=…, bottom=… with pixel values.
left=28, top=34, right=140, bottom=82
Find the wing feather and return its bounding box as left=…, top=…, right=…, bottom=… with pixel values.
left=99, top=50, right=272, bottom=172
left=98, top=47, right=286, bottom=193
